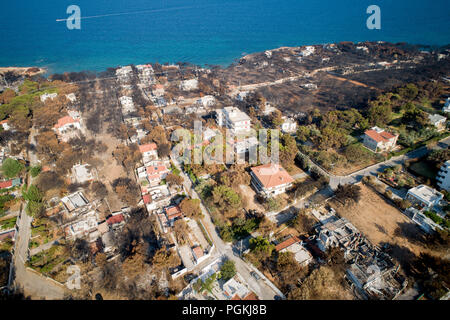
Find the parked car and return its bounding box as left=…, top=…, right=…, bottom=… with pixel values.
left=250, top=271, right=261, bottom=281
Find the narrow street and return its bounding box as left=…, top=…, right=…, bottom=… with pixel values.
left=11, top=127, right=66, bottom=299
left=171, top=156, right=284, bottom=300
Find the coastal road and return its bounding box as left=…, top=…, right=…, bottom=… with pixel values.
left=171, top=156, right=284, bottom=300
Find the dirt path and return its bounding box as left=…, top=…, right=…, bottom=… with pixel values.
left=326, top=73, right=377, bottom=90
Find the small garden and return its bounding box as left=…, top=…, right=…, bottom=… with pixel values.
left=26, top=243, right=70, bottom=276
left=0, top=217, right=17, bottom=230
left=378, top=165, right=416, bottom=189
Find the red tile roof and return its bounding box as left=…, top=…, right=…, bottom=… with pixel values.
left=142, top=194, right=151, bottom=204
left=146, top=164, right=169, bottom=176
left=0, top=180, right=12, bottom=189
left=139, top=143, right=157, bottom=153
left=251, top=164, right=294, bottom=189
left=243, top=292, right=259, bottom=300
left=192, top=246, right=204, bottom=259
left=54, top=115, right=79, bottom=129
left=275, top=235, right=300, bottom=252
left=107, top=213, right=124, bottom=225
left=165, top=206, right=182, bottom=220
left=365, top=129, right=396, bottom=143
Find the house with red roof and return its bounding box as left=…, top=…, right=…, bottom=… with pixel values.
left=250, top=163, right=294, bottom=198
left=363, top=127, right=398, bottom=153
left=139, top=143, right=158, bottom=160
left=275, top=235, right=313, bottom=266
left=164, top=205, right=183, bottom=226
left=53, top=115, right=81, bottom=133
left=107, top=213, right=125, bottom=228
left=0, top=120, right=11, bottom=131
left=146, top=161, right=170, bottom=186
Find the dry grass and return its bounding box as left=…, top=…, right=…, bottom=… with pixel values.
left=332, top=184, right=448, bottom=265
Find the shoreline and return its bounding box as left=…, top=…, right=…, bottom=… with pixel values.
left=0, top=66, right=47, bottom=77
left=1, top=41, right=449, bottom=78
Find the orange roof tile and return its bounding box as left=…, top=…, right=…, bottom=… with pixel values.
left=243, top=292, right=259, bottom=300
left=139, top=143, right=157, bottom=153
left=146, top=165, right=168, bottom=176
left=365, top=129, right=396, bottom=143
left=165, top=206, right=182, bottom=220
left=251, top=164, right=294, bottom=189
left=192, top=246, right=204, bottom=258
left=54, top=116, right=79, bottom=129
left=275, top=236, right=300, bottom=252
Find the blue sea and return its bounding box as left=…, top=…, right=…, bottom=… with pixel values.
left=0, top=0, right=449, bottom=74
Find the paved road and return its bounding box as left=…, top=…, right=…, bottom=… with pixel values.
left=171, top=156, right=284, bottom=300
left=11, top=127, right=66, bottom=300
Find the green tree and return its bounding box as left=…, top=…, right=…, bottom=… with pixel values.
left=1, top=158, right=25, bottom=179
left=219, top=259, right=236, bottom=281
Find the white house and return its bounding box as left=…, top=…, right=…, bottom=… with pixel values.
left=428, top=114, right=447, bottom=131
left=53, top=114, right=82, bottom=136
left=275, top=235, right=313, bottom=266
left=40, top=92, right=58, bottom=103
left=281, top=117, right=297, bottom=133
left=406, top=185, right=444, bottom=209
left=443, top=98, right=450, bottom=113
left=363, top=127, right=398, bottom=153
left=234, top=136, right=258, bottom=154
left=300, top=46, right=315, bottom=57
left=250, top=163, right=294, bottom=198
left=116, top=66, right=133, bottom=83
left=139, top=143, right=158, bottom=160
left=437, top=160, right=450, bottom=191
left=197, top=95, right=216, bottom=107
left=119, top=96, right=136, bottom=114
left=145, top=161, right=170, bottom=186
left=0, top=120, right=11, bottom=131
left=216, top=106, right=251, bottom=135
left=65, top=93, right=77, bottom=103
left=180, top=79, right=198, bottom=91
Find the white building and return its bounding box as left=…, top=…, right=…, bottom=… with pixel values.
left=136, top=64, right=155, bottom=84
left=216, top=106, right=251, bottom=135
left=275, top=235, right=313, bottom=266
left=316, top=217, right=359, bottom=252
left=40, top=92, right=58, bottom=103
left=180, top=79, right=198, bottom=91
left=428, top=114, right=447, bottom=131
left=363, top=127, right=398, bottom=153
left=443, top=98, right=450, bottom=113
left=234, top=136, right=258, bottom=154
left=0, top=120, right=10, bottom=131
left=300, top=46, right=315, bottom=57
left=138, top=143, right=158, bottom=161
left=250, top=163, right=294, bottom=198
left=65, top=93, right=77, bottom=103
left=406, top=185, right=444, bottom=209
left=116, top=66, right=133, bottom=83
left=64, top=211, right=98, bottom=240
left=53, top=113, right=82, bottom=140
left=119, top=96, right=136, bottom=114
left=71, top=164, right=94, bottom=184
left=437, top=160, right=450, bottom=191
left=197, top=95, right=216, bottom=107
left=281, top=117, right=297, bottom=133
